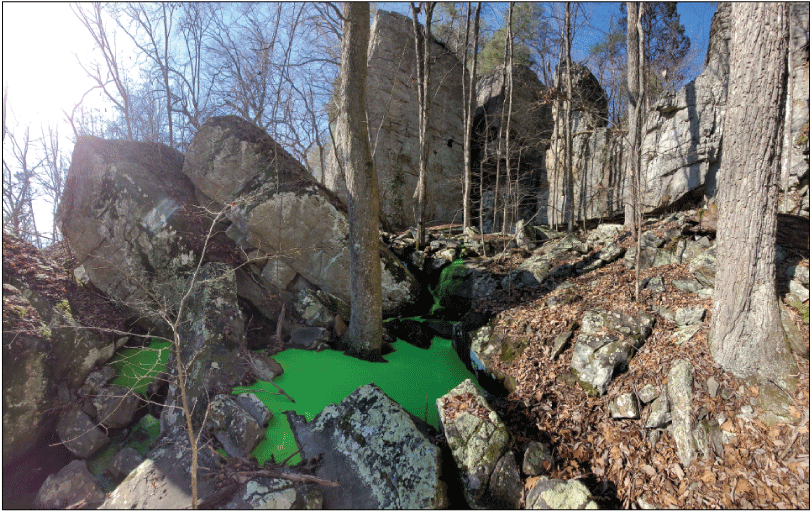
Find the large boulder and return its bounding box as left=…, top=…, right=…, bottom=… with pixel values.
left=570, top=308, right=655, bottom=396
left=56, top=406, right=110, bottom=459
left=431, top=260, right=500, bottom=320
left=323, top=10, right=465, bottom=230
left=100, top=434, right=219, bottom=509
left=288, top=383, right=446, bottom=509
left=57, top=137, right=208, bottom=324
left=34, top=460, right=106, bottom=509
left=184, top=115, right=418, bottom=316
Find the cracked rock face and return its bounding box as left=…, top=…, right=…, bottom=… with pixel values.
left=288, top=383, right=445, bottom=509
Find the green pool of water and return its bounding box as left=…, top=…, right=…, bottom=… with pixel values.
left=109, top=339, right=171, bottom=395
left=234, top=335, right=477, bottom=466
left=105, top=333, right=477, bottom=468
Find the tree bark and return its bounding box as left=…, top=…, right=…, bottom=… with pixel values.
left=462, top=2, right=481, bottom=231
left=563, top=2, right=574, bottom=233
left=501, top=2, right=515, bottom=234
left=710, top=2, right=797, bottom=390
left=626, top=2, right=647, bottom=300
left=338, top=3, right=383, bottom=361
left=411, top=2, right=434, bottom=249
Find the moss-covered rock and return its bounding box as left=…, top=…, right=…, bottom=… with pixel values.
left=436, top=379, right=515, bottom=508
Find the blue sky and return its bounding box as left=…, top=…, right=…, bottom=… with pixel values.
left=379, top=1, right=717, bottom=82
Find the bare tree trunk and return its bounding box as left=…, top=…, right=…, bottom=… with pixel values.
left=626, top=2, right=646, bottom=300
left=501, top=3, right=515, bottom=234
left=492, top=8, right=512, bottom=234
left=462, top=2, right=481, bottom=231
left=563, top=2, right=574, bottom=234
left=411, top=2, right=435, bottom=249
left=338, top=2, right=383, bottom=361
left=710, top=2, right=797, bottom=390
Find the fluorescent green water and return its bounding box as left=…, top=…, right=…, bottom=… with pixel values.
left=104, top=334, right=476, bottom=468
left=234, top=335, right=477, bottom=466
left=109, top=339, right=171, bottom=395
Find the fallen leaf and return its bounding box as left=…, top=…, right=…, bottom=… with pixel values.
left=750, top=386, right=759, bottom=397
left=700, top=470, right=717, bottom=485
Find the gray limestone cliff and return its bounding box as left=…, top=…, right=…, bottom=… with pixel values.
left=544, top=62, right=625, bottom=226
left=324, top=10, right=466, bottom=230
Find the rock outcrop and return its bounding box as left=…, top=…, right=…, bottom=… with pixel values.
left=324, top=10, right=466, bottom=230
left=641, top=2, right=809, bottom=216
left=545, top=62, right=625, bottom=225
left=2, top=234, right=128, bottom=467
left=474, top=64, right=553, bottom=233
left=784, top=2, right=809, bottom=216
left=185, top=115, right=418, bottom=316
left=639, top=3, right=731, bottom=212
left=159, top=262, right=245, bottom=435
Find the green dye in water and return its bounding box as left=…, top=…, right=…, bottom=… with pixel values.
left=109, top=339, right=171, bottom=395
left=104, top=333, right=477, bottom=468
left=234, top=335, right=477, bottom=466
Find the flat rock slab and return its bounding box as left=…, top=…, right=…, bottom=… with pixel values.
left=288, top=383, right=445, bottom=509
left=100, top=434, right=218, bottom=509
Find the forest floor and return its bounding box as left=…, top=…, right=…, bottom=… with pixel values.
left=453, top=221, right=810, bottom=509
left=7, top=222, right=807, bottom=509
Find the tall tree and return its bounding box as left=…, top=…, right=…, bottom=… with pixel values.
left=462, top=2, right=482, bottom=230
left=411, top=2, right=435, bottom=249
left=338, top=2, right=384, bottom=361
left=73, top=3, right=135, bottom=141
left=710, top=3, right=797, bottom=390
left=113, top=3, right=177, bottom=147
left=563, top=2, right=574, bottom=233
left=626, top=2, right=646, bottom=299
left=37, top=123, right=69, bottom=243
